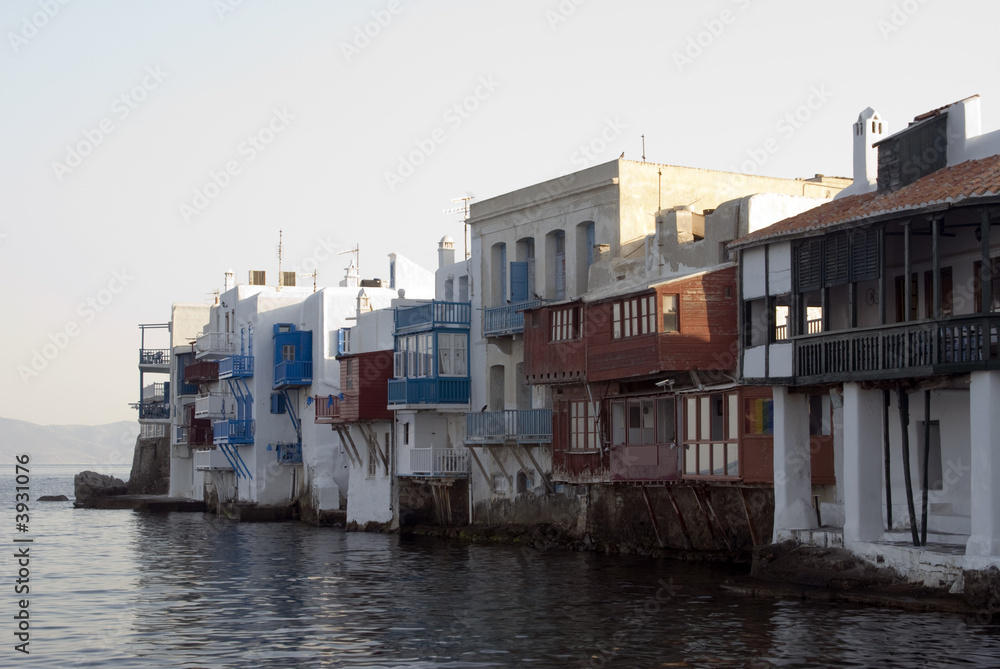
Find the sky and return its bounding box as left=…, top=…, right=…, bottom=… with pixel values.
left=3, top=0, right=999, bottom=426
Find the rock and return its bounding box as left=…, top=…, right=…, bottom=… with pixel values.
left=37, top=495, right=69, bottom=502
left=74, top=470, right=127, bottom=506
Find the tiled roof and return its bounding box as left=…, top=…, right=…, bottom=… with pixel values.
left=731, top=154, right=1000, bottom=248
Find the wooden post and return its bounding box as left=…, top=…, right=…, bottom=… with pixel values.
left=904, top=221, right=912, bottom=322
left=738, top=487, right=760, bottom=548
left=982, top=207, right=992, bottom=314
left=878, top=225, right=887, bottom=325
left=896, top=382, right=920, bottom=546
left=665, top=486, right=693, bottom=550
left=883, top=388, right=893, bottom=529
left=640, top=485, right=665, bottom=548
left=921, top=389, right=931, bottom=546
left=932, top=216, right=941, bottom=319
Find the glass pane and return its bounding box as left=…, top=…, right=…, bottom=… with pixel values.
left=628, top=402, right=641, bottom=445
left=698, top=443, right=711, bottom=476
left=656, top=398, right=675, bottom=444
left=728, top=393, right=738, bottom=440
left=727, top=443, right=739, bottom=477
left=713, top=443, right=725, bottom=476
left=686, top=398, right=698, bottom=441
left=709, top=395, right=723, bottom=441
left=700, top=397, right=710, bottom=441
left=612, top=401, right=626, bottom=445
left=684, top=445, right=696, bottom=474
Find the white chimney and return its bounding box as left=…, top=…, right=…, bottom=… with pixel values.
left=852, top=107, right=886, bottom=193
left=438, top=235, right=456, bottom=269
left=224, top=268, right=236, bottom=291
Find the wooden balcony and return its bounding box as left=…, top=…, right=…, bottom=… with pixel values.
left=408, top=448, right=468, bottom=477
left=195, top=332, right=235, bottom=359
left=465, top=409, right=552, bottom=443
left=314, top=395, right=343, bottom=423
left=184, top=360, right=219, bottom=384
left=219, top=355, right=253, bottom=379
left=388, top=377, right=470, bottom=406
left=394, top=301, right=471, bottom=335
left=213, top=419, right=253, bottom=445
left=274, top=360, right=312, bottom=389
left=794, top=315, right=1000, bottom=384
left=484, top=299, right=541, bottom=337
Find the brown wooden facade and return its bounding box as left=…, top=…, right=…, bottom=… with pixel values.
left=316, top=350, right=394, bottom=424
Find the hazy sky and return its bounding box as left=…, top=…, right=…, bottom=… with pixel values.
left=3, top=0, right=999, bottom=426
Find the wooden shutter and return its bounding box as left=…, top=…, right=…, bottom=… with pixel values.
left=797, top=240, right=823, bottom=292
left=825, top=233, right=850, bottom=287
left=850, top=228, right=880, bottom=282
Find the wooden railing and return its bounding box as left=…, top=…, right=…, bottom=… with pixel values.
left=466, top=409, right=552, bottom=443
left=484, top=299, right=541, bottom=337
left=409, top=448, right=468, bottom=476
left=795, top=315, right=1000, bottom=381
left=314, top=395, right=342, bottom=422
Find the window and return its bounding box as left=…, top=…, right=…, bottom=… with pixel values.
left=744, top=398, right=773, bottom=436
left=569, top=400, right=600, bottom=452
left=403, top=422, right=409, bottom=446
left=973, top=259, right=1000, bottom=313
left=282, top=344, right=296, bottom=362
left=437, top=333, right=467, bottom=376
left=662, top=295, right=679, bottom=333
left=612, top=295, right=656, bottom=339
left=609, top=397, right=675, bottom=446
left=683, top=392, right=739, bottom=478
left=551, top=306, right=582, bottom=341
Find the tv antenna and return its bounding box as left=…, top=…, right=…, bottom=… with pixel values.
left=277, top=229, right=283, bottom=290
left=444, top=195, right=475, bottom=259
left=300, top=270, right=317, bottom=292
left=339, top=244, right=359, bottom=284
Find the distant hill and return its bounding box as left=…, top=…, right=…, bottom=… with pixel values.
left=0, top=417, right=139, bottom=465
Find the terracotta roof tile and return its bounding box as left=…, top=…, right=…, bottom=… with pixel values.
left=732, top=154, right=1000, bottom=248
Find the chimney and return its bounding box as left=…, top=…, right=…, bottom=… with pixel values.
left=224, top=268, right=236, bottom=291
left=852, top=107, right=887, bottom=193
left=438, top=235, right=456, bottom=269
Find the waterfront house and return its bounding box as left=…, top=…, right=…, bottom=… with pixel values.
left=464, top=158, right=848, bottom=543
left=732, top=95, right=1000, bottom=585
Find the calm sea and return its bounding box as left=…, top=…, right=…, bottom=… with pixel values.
left=2, top=465, right=999, bottom=668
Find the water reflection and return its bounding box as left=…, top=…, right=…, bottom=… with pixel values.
left=7, top=472, right=1000, bottom=668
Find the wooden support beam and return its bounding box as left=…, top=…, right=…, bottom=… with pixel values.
left=505, top=442, right=532, bottom=481
left=338, top=425, right=364, bottom=469
left=904, top=220, right=912, bottom=322
left=640, top=485, right=665, bottom=549
left=465, top=445, right=492, bottom=485
left=691, top=486, right=724, bottom=551
left=932, top=215, right=942, bottom=319
left=737, top=487, right=760, bottom=548
left=664, top=487, right=693, bottom=550
left=701, top=488, right=732, bottom=551
left=361, top=423, right=389, bottom=474
left=896, top=382, right=921, bottom=547
left=878, top=225, right=887, bottom=325
left=333, top=425, right=359, bottom=467
left=519, top=443, right=554, bottom=494
left=485, top=445, right=513, bottom=489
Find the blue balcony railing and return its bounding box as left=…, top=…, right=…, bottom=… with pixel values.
left=274, top=360, right=312, bottom=388
left=136, top=402, right=170, bottom=420
left=388, top=377, right=470, bottom=405
left=394, top=301, right=471, bottom=334
left=213, top=419, right=253, bottom=445
left=484, top=299, right=542, bottom=337
left=219, top=355, right=254, bottom=379
left=466, top=409, right=553, bottom=443
left=276, top=442, right=303, bottom=464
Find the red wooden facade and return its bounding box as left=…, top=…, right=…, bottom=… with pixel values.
left=522, top=300, right=588, bottom=384
left=338, top=350, right=393, bottom=423
left=183, top=404, right=213, bottom=446
left=587, top=267, right=738, bottom=382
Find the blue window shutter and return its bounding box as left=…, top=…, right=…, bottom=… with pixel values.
left=337, top=329, right=346, bottom=356
left=510, top=262, right=528, bottom=302
left=587, top=223, right=595, bottom=266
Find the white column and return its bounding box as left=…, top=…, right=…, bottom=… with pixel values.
left=842, top=382, right=884, bottom=543
left=772, top=386, right=816, bottom=541
left=967, top=371, right=1000, bottom=557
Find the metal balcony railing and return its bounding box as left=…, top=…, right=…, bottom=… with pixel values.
left=276, top=442, right=303, bottom=464
left=465, top=409, right=553, bottom=443
left=394, top=301, right=471, bottom=334
left=139, top=348, right=171, bottom=367
left=409, top=448, right=468, bottom=476
left=274, top=360, right=312, bottom=388
left=213, top=419, right=253, bottom=445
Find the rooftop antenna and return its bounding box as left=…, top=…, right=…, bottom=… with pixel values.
left=444, top=195, right=475, bottom=259
left=642, top=134, right=646, bottom=162
left=339, top=244, right=359, bottom=277
left=300, top=271, right=317, bottom=292
left=277, top=229, right=283, bottom=290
